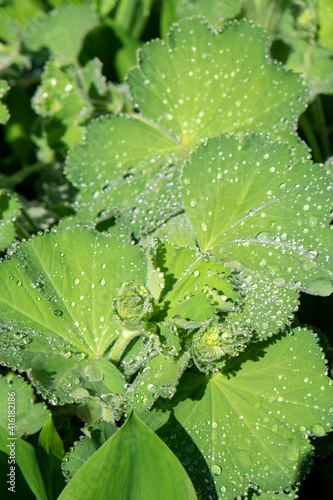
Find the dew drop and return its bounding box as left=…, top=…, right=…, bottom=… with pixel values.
left=310, top=423, right=326, bottom=437
left=211, top=464, right=222, bottom=476
left=100, top=279, right=106, bottom=286
left=73, top=278, right=80, bottom=285
left=53, top=309, right=63, bottom=317
left=83, top=364, right=104, bottom=382
left=285, top=441, right=300, bottom=462
left=193, top=269, right=200, bottom=277
left=16, top=280, right=23, bottom=287
left=69, top=388, right=89, bottom=399
left=201, top=223, right=207, bottom=232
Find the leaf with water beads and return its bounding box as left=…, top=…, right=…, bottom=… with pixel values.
left=62, top=421, right=118, bottom=480
left=147, top=328, right=333, bottom=498
left=229, top=270, right=300, bottom=339
left=182, top=134, right=333, bottom=298
left=58, top=411, right=197, bottom=500
left=0, top=371, right=49, bottom=437
left=0, top=226, right=147, bottom=403
left=65, top=17, right=309, bottom=234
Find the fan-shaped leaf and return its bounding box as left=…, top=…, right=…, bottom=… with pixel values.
left=66, top=18, right=309, bottom=234
left=182, top=134, right=333, bottom=297
left=148, top=328, right=333, bottom=497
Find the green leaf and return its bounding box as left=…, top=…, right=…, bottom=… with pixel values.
left=66, top=17, right=309, bottom=234
left=0, top=190, right=20, bottom=251
left=0, top=226, right=147, bottom=403
left=149, top=328, right=333, bottom=497
left=0, top=79, right=10, bottom=124
left=175, top=0, right=243, bottom=28
left=0, top=371, right=49, bottom=438
left=229, top=270, right=300, bottom=338
left=150, top=240, right=237, bottom=321
left=58, top=411, right=197, bottom=500
left=38, top=416, right=66, bottom=499
left=318, top=0, right=333, bottom=52
left=39, top=415, right=65, bottom=461
left=21, top=4, right=99, bottom=65
left=182, top=134, right=333, bottom=297
left=285, top=38, right=333, bottom=96
left=127, top=351, right=190, bottom=410
left=62, top=421, right=119, bottom=479
left=32, top=59, right=91, bottom=149
left=0, top=425, right=48, bottom=500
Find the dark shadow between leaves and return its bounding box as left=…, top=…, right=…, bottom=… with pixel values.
left=156, top=410, right=218, bottom=500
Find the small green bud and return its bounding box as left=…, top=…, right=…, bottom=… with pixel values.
left=192, top=320, right=249, bottom=371
left=114, top=282, right=154, bottom=322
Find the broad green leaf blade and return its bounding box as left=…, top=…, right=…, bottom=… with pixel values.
left=0, top=425, right=48, bottom=500
left=58, top=411, right=197, bottom=500
left=0, top=190, right=20, bottom=250
left=0, top=226, right=147, bottom=356
left=39, top=416, right=65, bottom=461
left=0, top=226, right=147, bottom=403
left=21, top=4, right=99, bottom=65
left=0, top=372, right=49, bottom=438
left=229, top=270, right=300, bottom=338
left=150, top=328, right=333, bottom=497
left=182, top=134, right=333, bottom=296
left=62, top=421, right=118, bottom=479
left=66, top=18, right=309, bottom=234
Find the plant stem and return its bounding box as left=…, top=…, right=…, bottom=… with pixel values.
left=109, top=327, right=141, bottom=364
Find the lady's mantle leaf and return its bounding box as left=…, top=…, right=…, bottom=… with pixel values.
left=0, top=226, right=147, bottom=403
left=21, top=4, right=99, bottom=65
left=149, top=328, right=333, bottom=498
left=58, top=411, right=197, bottom=500
left=66, top=17, right=309, bottom=234
left=62, top=421, right=117, bottom=479
left=0, top=372, right=49, bottom=438
left=182, top=134, right=333, bottom=296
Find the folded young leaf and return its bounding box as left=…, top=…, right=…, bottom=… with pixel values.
left=147, top=328, right=333, bottom=498
left=0, top=80, right=10, bottom=124
left=58, top=411, right=197, bottom=500
left=66, top=17, right=309, bottom=234
left=182, top=134, right=333, bottom=296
